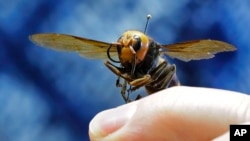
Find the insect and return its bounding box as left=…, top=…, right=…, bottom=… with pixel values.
left=29, top=15, right=236, bottom=103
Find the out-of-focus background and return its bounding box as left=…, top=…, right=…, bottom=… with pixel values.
left=0, top=0, right=249, bottom=140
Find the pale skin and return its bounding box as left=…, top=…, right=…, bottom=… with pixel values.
left=89, top=86, right=250, bottom=141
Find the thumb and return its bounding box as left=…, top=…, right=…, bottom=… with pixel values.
left=89, top=86, right=250, bottom=141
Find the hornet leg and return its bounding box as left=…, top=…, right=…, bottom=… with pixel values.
left=145, top=61, right=177, bottom=94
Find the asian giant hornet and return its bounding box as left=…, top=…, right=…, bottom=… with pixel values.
left=29, top=15, right=236, bottom=103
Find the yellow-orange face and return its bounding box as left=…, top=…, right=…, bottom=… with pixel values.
left=117, top=31, right=150, bottom=66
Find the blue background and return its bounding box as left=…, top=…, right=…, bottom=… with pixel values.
left=0, top=0, right=249, bottom=140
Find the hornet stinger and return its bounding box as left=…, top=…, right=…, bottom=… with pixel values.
left=29, top=15, right=236, bottom=103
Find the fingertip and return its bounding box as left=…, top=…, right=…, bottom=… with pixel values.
left=89, top=103, right=137, bottom=140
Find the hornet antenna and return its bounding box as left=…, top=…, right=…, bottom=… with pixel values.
left=144, top=14, right=151, bottom=34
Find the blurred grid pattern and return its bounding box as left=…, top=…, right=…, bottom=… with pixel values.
left=0, top=0, right=249, bottom=140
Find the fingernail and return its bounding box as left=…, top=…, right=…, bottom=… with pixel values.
left=89, top=103, right=137, bottom=138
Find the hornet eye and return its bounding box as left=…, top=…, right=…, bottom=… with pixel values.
left=133, top=35, right=141, bottom=52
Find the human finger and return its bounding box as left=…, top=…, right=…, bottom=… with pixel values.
left=89, top=86, right=250, bottom=141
